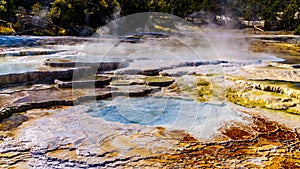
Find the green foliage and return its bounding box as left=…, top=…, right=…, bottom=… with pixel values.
left=294, top=24, right=300, bottom=35
left=0, top=0, right=300, bottom=34
left=5, top=0, right=16, bottom=19
left=0, top=0, right=16, bottom=21
left=85, top=0, right=120, bottom=27
left=282, top=0, right=300, bottom=30
left=48, top=0, right=86, bottom=26
left=0, top=0, right=6, bottom=12
left=48, top=0, right=119, bottom=28
left=32, top=3, right=42, bottom=16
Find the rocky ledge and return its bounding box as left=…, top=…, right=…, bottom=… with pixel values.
left=0, top=84, right=160, bottom=121
left=242, top=64, right=300, bottom=82
left=227, top=78, right=300, bottom=114
left=44, top=59, right=128, bottom=72
left=0, top=67, right=92, bottom=87
left=55, top=75, right=112, bottom=88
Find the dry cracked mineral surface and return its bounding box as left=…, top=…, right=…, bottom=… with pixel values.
left=1, top=28, right=300, bottom=168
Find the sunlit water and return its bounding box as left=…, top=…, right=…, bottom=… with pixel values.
left=87, top=97, right=248, bottom=139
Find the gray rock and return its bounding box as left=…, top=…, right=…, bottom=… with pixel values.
left=55, top=76, right=112, bottom=88
left=243, top=65, right=300, bottom=82
left=44, top=59, right=125, bottom=72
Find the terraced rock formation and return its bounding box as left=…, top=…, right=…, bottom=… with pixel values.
left=242, top=65, right=300, bottom=82
left=227, top=76, right=300, bottom=114
left=1, top=33, right=300, bottom=168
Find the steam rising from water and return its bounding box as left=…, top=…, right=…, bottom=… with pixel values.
left=73, top=13, right=281, bottom=64
left=0, top=12, right=285, bottom=141
left=0, top=12, right=282, bottom=75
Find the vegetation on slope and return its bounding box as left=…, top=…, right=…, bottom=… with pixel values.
left=0, top=0, right=299, bottom=35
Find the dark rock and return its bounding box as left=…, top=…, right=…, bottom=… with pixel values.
left=120, top=38, right=141, bottom=43
left=139, top=69, right=161, bottom=76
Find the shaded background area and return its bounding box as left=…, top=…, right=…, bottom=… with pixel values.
left=0, top=0, right=299, bottom=35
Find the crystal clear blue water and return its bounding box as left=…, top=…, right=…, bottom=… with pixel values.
left=87, top=97, right=247, bottom=139
left=87, top=97, right=181, bottom=125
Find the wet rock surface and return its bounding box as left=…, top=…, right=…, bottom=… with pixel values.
left=0, top=106, right=188, bottom=168
left=1, top=33, right=300, bottom=168
left=0, top=83, right=160, bottom=120
left=1, top=105, right=300, bottom=168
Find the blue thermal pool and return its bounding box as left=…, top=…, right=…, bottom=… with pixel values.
left=87, top=97, right=248, bottom=139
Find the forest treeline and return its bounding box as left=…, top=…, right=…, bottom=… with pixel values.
left=0, top=0, right=299, bottom=35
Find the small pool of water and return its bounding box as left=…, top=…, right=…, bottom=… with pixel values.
left=0, top=36, right=39, bottom=47
left=88, top=97, right=180, bottom=125
left=0, top=62, right=42, bottom=75
left=0, top=54, right=63, bottom=75
left=87, top=97, right=248, bottom=139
